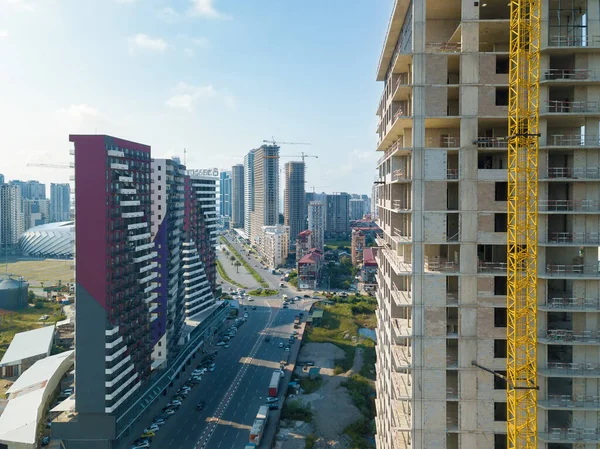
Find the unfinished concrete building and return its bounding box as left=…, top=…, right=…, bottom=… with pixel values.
left=374, top=0, right=600, bottom=448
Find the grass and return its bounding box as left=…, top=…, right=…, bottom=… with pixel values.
left=216, top=260, right=248, bottom=289
left=220, top=237, right=269, bottom=288
left=299, top=376, right=323, bottom=394
left=247, top=288, right=278, bottom=296
left=0, top=301, right=65, bottom=359
left=324, top=240, right=351, bottom=248
left=342, top=374, right=377, bottom=448
left=305, top=434, right=317, bottom=449
left=359, top=344, right=377, bottom=380
left=281, top=400, right=313, bottom=422
left=1, top=258, right=74, bottom=286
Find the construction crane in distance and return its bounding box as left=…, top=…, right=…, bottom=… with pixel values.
left=278, top=153, right=318, bottom=164
left=27, top=163, right=72, bottom=169
left=262, top=138, right=311, bottom=146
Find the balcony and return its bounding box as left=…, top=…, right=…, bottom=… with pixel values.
left=120, top=200, right=141, bottom=207
left=543, top=167, right=600, bottom=180
left=478, top=261, right=508, bottom=273
left=424, top=257, right=459, bottom=273
left=540, top=427, right=600, bottom=443
left=541, top=296, right=600, bottom=311
left=128, top=232, right=151, bottom=242
left=540, top=362, right=600, bottom=377
left=547, top=35, right=600, bottom=47
left=539, top=329, right=600, bottom=344
left=392, top=169, right=411, bottom=182
left=119, top=188, right=137, bottom=195
left=426, top=42, right=461, bottom=53
left=108, top=149, right=125, bottom=157
left=474, top=137, right=508, bottom=148
left=544, top=263, right=600, bottom=277
left=377, top=138, right=406, bottom=166
left=392, top=199, right=411, bottom=212
left=446, top=169, right=459, bottom=180
left=391, top=228, right=411, bottom=244
left=391, top=284, right=412, bottom=307
left=543, top=232, right=600, bottom=245
left=543, top=68, right=600, bottom=82
left=391, top=344, right=412, bottom=368
left=543, top=100, right=600, bottom=114
left=539, top=199, right=600, bottom=213
left=545, top=134, right=600, bottom=147
left=538, top=395, right=600, bottom=410
left=122, top=211, right=144, bottom=219
left=110, top=163, right=129, bottom=170
left=382, top=248, right=412, bottom=273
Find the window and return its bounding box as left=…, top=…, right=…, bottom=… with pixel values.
left=494, top=434, right=507, bottom=449
left=494, top=276, right=507, bottom=295
left=158, top=185, right=161, bottom=191
left=158, top=205, right=161, bottom=210
left=494, top=371, right=507, bottom=390
left=494, top=308, right=507, bottom=327
left=495, top=87, right=509, bottom=106
left=494, top=402, right=507, bottom=421
left=495, top=56, right=509, bottom=74
left=494, top=339, right=507, bottom=358
left=494, top=213, right=507, bottom=232
left=495, top=182, right=508, bottom=201
left=158, top=175, right=161, bottom=180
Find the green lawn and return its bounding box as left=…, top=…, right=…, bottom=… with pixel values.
left=216, top=260, right=248, bottom=289
left=0, top=302, right=65, bottom=359
left=324, top=240, right=351, bottom=249
left=247, top=289, right=278, bottom=296
left=220, top=237, right=269, bottom=288
left=1, top=258, right=74, bottom=286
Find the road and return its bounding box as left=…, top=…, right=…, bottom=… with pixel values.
left=143, top=233, right=309, bottom=449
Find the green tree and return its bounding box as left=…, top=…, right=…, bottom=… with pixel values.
left=234, top=261, right=241, bottom=273
left=28, top=290, right=36, bottom=303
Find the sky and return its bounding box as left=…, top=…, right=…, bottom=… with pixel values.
left=0, top=0, right=391, bottom=196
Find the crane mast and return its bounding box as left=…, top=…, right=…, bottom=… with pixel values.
left=507, top=0, right=540, bottom=447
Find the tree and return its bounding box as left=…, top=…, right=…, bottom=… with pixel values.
left=234, top=261, right=242, bottom=273
left=28, top=290, right=36, bottom=303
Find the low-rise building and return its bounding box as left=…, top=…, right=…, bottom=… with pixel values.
left=261, top=225, right=289, bottom=269
left=351, top=229, right=366, bottom=266
left=0, top=326, right=55, bottom=378
left=361, top=247, right=377, bottom=290
left=295, top=230, right=312, bottom=262
left=297, top=249, right=323, bottom=290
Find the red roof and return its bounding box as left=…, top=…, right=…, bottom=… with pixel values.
left=363, top=248, right=377, bottom=266
left=298, top=230, right=312, bottom=238
left=298, top=250, right=323, bottom=265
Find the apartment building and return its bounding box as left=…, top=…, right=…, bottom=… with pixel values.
left=296, top=229, right=313, bottom=262
left=244, top=150, right=255, bottom=238
left=261, top=225, right=289, bottom=269
left=0, top=184, right=22, bottom=249
left=219, top=170, right=232, bottom=218
left=325, top=192, right=350, bottom=237
left=284, top=161, right=306, bottom=251
left=351, top=229, right=366, bottom=267
left=350, top=198, right=365, bottom=221
left=231, top=164, right=245, bottom=229
left=250, top=145, right=279, bottom=246
left=22, top=198, right=50, bottom=231
left=374, top=0, right=600, bottom=448
left=307, top=201, right=325, bottom=252
left=50, top=183, right=71, bottom=222
left=297, top=248, right=323, bottom=290
left=9, top=180, right=46, bottom=200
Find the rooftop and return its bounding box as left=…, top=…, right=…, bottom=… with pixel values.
left=0, top=325, right=55, bottom=366
left=363, top=248, right=377, bottom=266
left=298, top=250, right=323, bottom=265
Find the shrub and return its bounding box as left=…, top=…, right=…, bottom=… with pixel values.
left=281, top=400, right=313, bottom=422
left=34, top=300, right=45, bottom=309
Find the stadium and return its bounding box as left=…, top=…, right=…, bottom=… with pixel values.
left=19, top=221, right=74, bottom=258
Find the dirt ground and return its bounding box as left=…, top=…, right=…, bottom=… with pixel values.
left=276, top=343, right=364, bottom=449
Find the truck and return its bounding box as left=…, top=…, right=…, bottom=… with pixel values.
left=269, top=372, right=280, bottom=397
left=249, top=405, right=269, bottom=446
left=294, top=315, right=300, bottom=325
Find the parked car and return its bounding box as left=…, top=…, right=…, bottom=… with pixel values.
left=244, top=313, right=249, bottom=318
left=145, top=424, right=160, bottom=433
left=252, top=306, right=257, bottom=310
left=266, top=396, right=279, bottom=404
left=216, top=341, right=226, bottom=346
left=41, top=437, right=50, bottom=446
left=152, top=418, right=166, bottom=426
left=278, top=342, right=284, bottom=348
left=196, top=400, right=206, bottom=411
left=131, top=442, right=150, bottom=449
left=282, top=304, right=288, bottom=309
left=224, top=344, right=230, bottom=348
left=140, top=430, right=155, bottom=438
left=285, top=347, right=290, bottom=352
left=268, top=403, right=279, bottom=410
left=303, top=294, right=310, bottom=298
left=160, top=408, right=176, bottom=417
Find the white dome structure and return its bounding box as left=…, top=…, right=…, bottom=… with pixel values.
left=19, top=221, right=74, bottom=258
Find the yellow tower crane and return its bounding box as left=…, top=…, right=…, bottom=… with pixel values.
left=472, top=1, right=540, bottom=448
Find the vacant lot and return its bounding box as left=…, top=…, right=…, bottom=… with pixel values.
left=0, top=302, right=64, bottom=359
left=2, top=258, right=74, bottom=286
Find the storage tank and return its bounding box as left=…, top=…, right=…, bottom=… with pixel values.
left=0, top=277, right=29, bottom=310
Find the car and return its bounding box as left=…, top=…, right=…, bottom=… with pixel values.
left=285, top=347, right=290, bottom=352
left=172, top=395, right=186, bottom=401
left=209, top=363, right=216, bottom=370
left=292, top=330, right=298, bottom=335
left=294, top=324, right=300, bottom=329
left=295, top=296, right=301, bottom=300
left=299, top=312, right=304, bottom=317
left=248, top=297, right=254, bottom=301
left=161, top=408, right=176, bottom=417
left=192, top=369, right=203, bottom=376
left=147, top=424, right=160, bottom=432
left=303, top=294, right=310, bottom=298
left=41, top=437, right=50, bottom=446
left=278, top=342, right=284, bottom=348
left=133, top=438, right=150, bottom=445
left=216, top=341, right=226, bottom=346
left=140, top=430, right=155, bottom=438
left=268, top=403, right=279, bottom=410
left=152, top=418, right=166, bottom=426
left=196, top=400, right=206, bottom=411
left=266, top=396, right=279, bottom=404
left=252, top=306, right=257, bottom=310
left=168, top=400, right=182, bottom=407
left=224, top=344, right=230, bottom=348
left=244, top=313, right=249, bottom=318
left=131, top=443, right=150, bottom=449
left=282, top=304, right=288, bottom=309
left=265, top=335, right=271, bottom=342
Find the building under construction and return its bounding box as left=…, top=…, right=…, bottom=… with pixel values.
left=374, top=0, right=600, bottom=448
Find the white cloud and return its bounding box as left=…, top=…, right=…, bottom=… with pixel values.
left=0, top=30, right=8, bottom=39
left=188, top=0, right=230, bottom=19
left=165, top=82, right=235, bottom=112
left=157, top=7, right=180, bottom=23
left=128, top=34, right=168, bottom=53
left=184, top=47, right=195, bottom=57
left=55, top=104, right=106, bottom=122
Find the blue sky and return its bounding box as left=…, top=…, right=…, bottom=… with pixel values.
left=0, top=0, right=391, bottom=195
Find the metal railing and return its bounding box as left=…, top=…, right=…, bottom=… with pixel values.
left=544, top=296, right=600, bottom=310
left=446, top=169, right=459, bottom=180
left=543, top=68, right=600, bottom=81
left=392, top=227, right=411, bottom=243
left=392, top=199, right=411, bottom=211
left=426, top=136, right=459, bottom=148
left=548, top=35, right=600, bottom=47
left=545, top=263, right=600, bottom=275
left=446, top=387, right=459, bottom=399
left=393, top=169, right=411, bottom=182
left=377, top=137, right=405, bottom=165
left=424, top=260, right=459, bottom=272
left=541, top=427, right=600, bottom=442
left=542, top=329, right=600, bottom=343
left=474, top=137, right=508, bottom=148
left=545, top=232, right=600, bottom=244
left=541, top=362, right=600, bottom=376
left=545, top=167, right=600, bottom=179
left=478, top=261, right=508, bottom=273
left=548, top=134, right=600, bottom=146
left=539, top=199, right=600, bottom=212
left=545, top=100, right=600, bottom=113
left=540, top=394, right=600, bottom=408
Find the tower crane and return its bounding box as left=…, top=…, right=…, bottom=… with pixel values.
left=278, top=153, right=318, bottom=164
left=27, top=163, right=72, bottom=169
left=262, top=138, right=311, bottom=146
left=474, top=2, right=540, bottom=449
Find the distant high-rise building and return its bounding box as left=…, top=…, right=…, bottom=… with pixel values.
left=0, top=174, right=4, bottom=184
left=231, top=164, right=245, bottom=229
left=371, top=184, right=379, bottom=219
left=325, top=193, right=350, bottom=236
left=50, top=183, right=71, bottom=222
left=0, top=184, right=22, bottom=248
left=22, top=198, right=50, bottom=231
left=219, top=170, right=232, bottom=218
left=349, top=198, right=365, bottom=221
left=243, top=150, right=255, bottom=238
left=307, top=201, right=324, bottom=252
left=250, top=145, right=279, bottom=246
left=10, top=180, right=46, bottom=200
left=284, top=161, right=305, bottom=251
left=360, top=194, right=371, bottom=216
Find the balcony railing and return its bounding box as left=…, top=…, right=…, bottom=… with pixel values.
left=544, top=232, right=600, bottom=244
left=543, top=296, right=600, bottom=310
left=392, top=199, right=411, bottom=211
left=474, top=137, right=508, bottom=148
left=377, top=137, right=405, bottom=165
left=539, top=199, right=600, bottom=212
left=544, top=68, right=600, bottom=81
left=545, top=167, right=600, bottom=179
left=540, top=427, right=600, bottom=442
left=547, top=134, right=600, bottom=146
left=541, top=362, right=600, bottom=376
left=393, top=169, right=411, bottom=182
left=539, top=395, right=600, bottom=409
left=392, top=227, right=411, bottom=243
left=544, top=100, right=600, bottom=113
left=426, top=136, right=459, bottom=148
left=446, top=169, right=459, bottom=180
left=424, top=259, right=459, bottom=272
left=545, top=263, right=600, bottom=276
left=541, top=329, right=600, bottom=343
left=478, top=261, right=508, bottom=273
left=548, top=35, right=600, bottom=47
